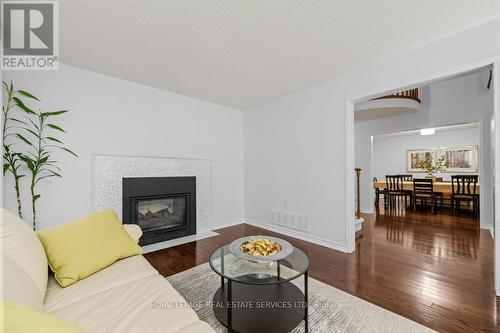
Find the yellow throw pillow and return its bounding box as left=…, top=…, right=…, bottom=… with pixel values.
left=1, top=300, right=87, bottom=332
left=37, top=209, right=142, bottom=287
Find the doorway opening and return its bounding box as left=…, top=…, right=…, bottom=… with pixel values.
left=345, top=61, right=499, bottom=302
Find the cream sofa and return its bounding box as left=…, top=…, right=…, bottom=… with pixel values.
left=1, top=208, right=214, bottom=333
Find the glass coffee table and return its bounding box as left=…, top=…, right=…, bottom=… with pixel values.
left=209, top=243, right=310, bottom=332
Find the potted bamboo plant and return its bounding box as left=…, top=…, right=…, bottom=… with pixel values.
left=2, top=81, right=77, bottom=230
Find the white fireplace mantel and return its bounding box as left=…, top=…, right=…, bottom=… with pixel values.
left=92, top=154, right=213, bottom=236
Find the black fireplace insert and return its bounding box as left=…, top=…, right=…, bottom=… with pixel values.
left=122, top=177, right=196, bottom=246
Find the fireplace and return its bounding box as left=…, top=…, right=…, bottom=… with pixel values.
left=122, top=177, right=196, bottom=246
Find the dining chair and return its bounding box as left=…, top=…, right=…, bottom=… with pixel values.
left=398, top=175, right=413, bottom=201
left=373, top=177, right=388, bottom=206
left=412, top=178, right=442, bottom=212
left=385, top=175, right=408, bottom=209
left=451, top=175, right=479, bottom=217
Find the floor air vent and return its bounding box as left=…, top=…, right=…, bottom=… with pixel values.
left=271, top=210, right=309, bottom=232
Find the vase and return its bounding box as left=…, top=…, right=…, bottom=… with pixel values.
left=424, top=174, right=436, bottom=181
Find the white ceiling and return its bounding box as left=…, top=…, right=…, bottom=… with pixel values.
left=59, top=1, right=500, bottom=110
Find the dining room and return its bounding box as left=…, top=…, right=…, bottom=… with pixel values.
left=372, top=123, right=481, bottom=220
left=354, top=68, right=495, bottom=231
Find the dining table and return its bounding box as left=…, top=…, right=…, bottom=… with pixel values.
left=373, top=180, right=480, bottom=204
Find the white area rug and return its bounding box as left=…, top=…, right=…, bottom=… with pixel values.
left=166, top=263, right=434, bottom=333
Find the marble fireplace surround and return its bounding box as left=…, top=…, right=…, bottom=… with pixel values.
left=92, top=154, right=217, bottom=252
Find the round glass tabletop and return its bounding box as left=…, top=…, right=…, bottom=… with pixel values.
left=209, top=244, right=309, bottom=285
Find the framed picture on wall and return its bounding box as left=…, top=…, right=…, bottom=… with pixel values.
left=406, top=149, right=436, bottom=172
left=439, top=145, right=478, bottom=172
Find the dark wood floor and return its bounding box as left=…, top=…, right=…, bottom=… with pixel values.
left=144, top=204, right=498, bottom=333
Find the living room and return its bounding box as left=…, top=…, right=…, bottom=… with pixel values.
left=2, top=1, right=500, bottom=333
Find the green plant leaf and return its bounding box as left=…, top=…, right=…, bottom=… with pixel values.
left=47, top=170, right=61, bottom=178
left=24, top=128, right=40, bottom=139
left=9, top=118, right=29, bottom=126
left=19, top=155, right=35, bottom=172
left=35, top=174, right=59, bottom=184
left=38, top=156, right=49, bottom=165
left=61, top=147, right=78, bottom=157
left=45, top=136, right=63, bottom=144
left=41, top=110, right=68, bottom=117
left=25, top=116, right=39, bottom=130
left=51, top=146, right=77, bottom=157
left=3, top=163, right=10, bottom=175
left=47, top=124, right=66, bottom=133
left=12, top=97, right=36, bottom=114
left=15, top=133, right=35, bottom=147
left=43, top=163, right=62, bottom=171
left=25, top=152, right=38, bottom=160
left=17, top=90, right=40, bottom=101
left=38, top=169, right=61, bottom=178
left=33, top=194, right=41, bottom=202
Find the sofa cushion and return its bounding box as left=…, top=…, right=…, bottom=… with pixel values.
left=123, top=224, right=143, bottom=243
left=174, top=321, right=214, bottom=333
left=45, top=256, right=213, bottom=333
left=37, top=209, right=143, bottom=287
left=49, top=274, right=199, bottom=333
left=44, top=255, right=158, bottom=312
left=0, top=209, right=48, bottom=308
left=1, top=300, right=86, bottom=332
left=2, top=253, right=45, bottom=310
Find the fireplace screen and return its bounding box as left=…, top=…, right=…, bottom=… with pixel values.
left=123, top=176, right=196, bottom=246
left=136, top=196, right=186, bottom=232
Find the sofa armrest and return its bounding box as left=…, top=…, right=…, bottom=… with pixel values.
left=123, top=224, right=142, bottom=244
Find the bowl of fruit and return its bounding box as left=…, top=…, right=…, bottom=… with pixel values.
left=228, top=236, right=293, bottom=262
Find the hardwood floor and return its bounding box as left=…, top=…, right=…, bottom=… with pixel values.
left=144, top=204, right=498, bottom=333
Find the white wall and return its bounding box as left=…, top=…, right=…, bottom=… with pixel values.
left=244, top=19, right=500, bottom=253
left=2, top=65, right=244, bottom=230
left=373, top=126, right=480, bottom=181
left=244, top=81, right=347, bottom=250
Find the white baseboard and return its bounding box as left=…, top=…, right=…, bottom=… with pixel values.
left=244, top=218, right=347, bottom=253
left=355, top=217, right=364, bottom=232
left=486, top=224, right=495, bottom=240
left=361, top=208, right=374, bottom=214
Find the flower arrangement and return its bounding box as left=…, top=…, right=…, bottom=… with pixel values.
left=417, top=155, right=448, bottom=178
